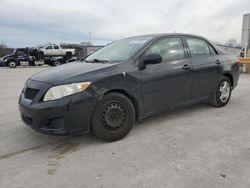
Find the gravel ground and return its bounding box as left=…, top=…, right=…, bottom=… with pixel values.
left=0, top=66, right=250, bottom=188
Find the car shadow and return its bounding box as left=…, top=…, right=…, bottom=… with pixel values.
left=134, top=103, right=211, bottom=130
left=57, top=102, right=212, bottom=143
left=0, top=102, right=212, bottom=160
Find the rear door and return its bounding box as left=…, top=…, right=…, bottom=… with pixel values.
left=140, top=36, right=192, bottom=114
left=183, top=36, right=222, bottom=100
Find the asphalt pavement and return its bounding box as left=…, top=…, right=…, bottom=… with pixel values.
left=0, top=66, right=250, bottom=188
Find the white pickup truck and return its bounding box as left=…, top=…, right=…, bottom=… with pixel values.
left=39, top=44, right=76, bottom=58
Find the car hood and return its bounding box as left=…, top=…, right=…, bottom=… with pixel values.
left=30, top=61, right=117, bottom=85
left=3, top=54, right=14, bottom=59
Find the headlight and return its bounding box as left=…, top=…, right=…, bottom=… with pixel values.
left=43, top=82, right=91, bottom=101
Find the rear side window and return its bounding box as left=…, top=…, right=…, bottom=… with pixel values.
left=186, top=38, right=211, bottom=57
left=146, top=37, right=185, bottom=62
left=46, top=46, right=52, bottom=49
left=54, top=45, right=59, bottom=49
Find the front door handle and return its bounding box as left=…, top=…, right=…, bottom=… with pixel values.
left=215, top=60, right=221, bottom=65
left=182, top=64, right=191, bottom=70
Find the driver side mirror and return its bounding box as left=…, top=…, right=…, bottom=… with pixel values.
left=143, top=53, right=162, bottom=65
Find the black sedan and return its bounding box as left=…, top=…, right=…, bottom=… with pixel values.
left=19, top=33, right=240, bottom=141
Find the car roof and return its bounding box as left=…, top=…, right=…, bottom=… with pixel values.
left=128, top=33, right=225, bottom=58
left=129, top=33, right=220, bottom=51
left=130, top=33, right=208, bottom=40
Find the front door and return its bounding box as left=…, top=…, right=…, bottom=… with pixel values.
left=140, top=37, right=192, bottom=114
left=44, top=45, right=53, bottom=56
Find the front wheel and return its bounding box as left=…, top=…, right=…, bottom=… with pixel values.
left=91, top=93, right=135, bottom=142
left=210, top=76, right=232, bottom=107
left=8, top=61, right=17, bottom=68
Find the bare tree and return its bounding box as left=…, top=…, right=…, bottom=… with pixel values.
left=227, top=38, right=238, bottom=47
left=0, top=43, right=7, bottom=48
left=80, top=41, right=93, bottom=46
left=0, top=43, right=13, bottom=57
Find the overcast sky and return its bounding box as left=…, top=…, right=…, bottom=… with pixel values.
left=0, top=0, right=249, bottom=47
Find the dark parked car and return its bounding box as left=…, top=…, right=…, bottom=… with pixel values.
left=19, top=33, right=240, bottom=141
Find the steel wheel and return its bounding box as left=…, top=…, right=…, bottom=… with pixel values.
left=101, top=102, right=128, bottom=132
left=91, top=92, right=135, bottom=141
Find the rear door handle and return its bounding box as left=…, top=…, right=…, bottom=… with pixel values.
left=215, top=60, right=221, bottom=65
left=182, top=64, right=191, bottom=70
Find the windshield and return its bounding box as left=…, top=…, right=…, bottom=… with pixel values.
left=85, top=36, right=153, bottom=63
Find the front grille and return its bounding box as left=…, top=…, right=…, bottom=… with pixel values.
left=25, top=88, right=39, bottom=100
left=22, top=114, right=33, bottom=125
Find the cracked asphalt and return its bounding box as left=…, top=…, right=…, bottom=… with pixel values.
left=0, top=66, right=250, bottom=188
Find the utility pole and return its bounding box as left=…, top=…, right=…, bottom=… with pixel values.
left=89, top=32, right=92, bottom=44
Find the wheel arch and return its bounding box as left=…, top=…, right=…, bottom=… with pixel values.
left=222, top=72, right=234, bottom=87
left=6, top=58, right=16, bottom=63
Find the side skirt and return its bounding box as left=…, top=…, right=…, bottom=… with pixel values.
left=138, top=96, right=209, bottom=120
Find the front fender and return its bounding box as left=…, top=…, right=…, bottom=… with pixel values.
left=91, top=73, right=144, bottom=118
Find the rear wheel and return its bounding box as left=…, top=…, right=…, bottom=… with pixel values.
left=91, top=93, right=135, bottom=142
left=65, top=52, right=72, bottom=59
left=210, top=76, right=232, bottom=107
left=52, top=60, right=61, bottom=66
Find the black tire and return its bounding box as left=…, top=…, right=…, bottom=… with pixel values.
left=8, top=61, right=17, bottom=68
left=65, top=52, right=72, bottom=59
left=29, top=61, right=36, bottom=66
left=91, top=92, right=135, bottom=142
left=52, top=61, right=61, bottom=66
left=210, top=76, right=232, bottom=107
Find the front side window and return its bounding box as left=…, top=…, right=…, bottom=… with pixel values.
left=54, top=45, right=59, bottom=49
left=46, top=46, right=52, bottom=50
left=186, top=38, right=211, bottom=56
left=85, top=36, right=153, bottom=63
left=17, top=51, right=25, bottom=56
left=146, top=37, right=185, bottom=62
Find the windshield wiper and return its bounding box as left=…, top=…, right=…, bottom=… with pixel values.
left=85, top=59, right=109, bottom=63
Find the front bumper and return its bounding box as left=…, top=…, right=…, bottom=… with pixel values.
left=18, top=79, right=97, bottom=135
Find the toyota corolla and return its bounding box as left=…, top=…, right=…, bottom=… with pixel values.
left=19, top=33, right=240, bottom=141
